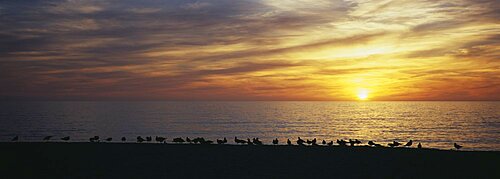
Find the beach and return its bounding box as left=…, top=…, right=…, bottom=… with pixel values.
left=2, top=142, right=499, bottom=178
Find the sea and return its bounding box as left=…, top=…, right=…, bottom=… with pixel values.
left=0, top=101, right=498, bottom=150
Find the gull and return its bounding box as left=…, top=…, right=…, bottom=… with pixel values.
left=272, top=138, right=279, bottom=145
left=234, top=137, right=246, bottom=144
left=173, top=137, right=185, bottom=143
left=404, top=140, right=413, bottom=147
left=137, top=136, right=145, bottom=143
left=297, top=137, right=305, bottom=146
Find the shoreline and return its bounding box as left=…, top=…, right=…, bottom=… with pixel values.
left=3, top=142, right=500, bottom=178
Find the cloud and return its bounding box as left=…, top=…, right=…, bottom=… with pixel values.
left=0, top=0, right=498, bottom=100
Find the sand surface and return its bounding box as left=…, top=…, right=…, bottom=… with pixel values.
left=2, top=142, right=499, bottom=178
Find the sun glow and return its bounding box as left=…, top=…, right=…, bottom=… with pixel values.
left=357, top=89, right=369, bottom=100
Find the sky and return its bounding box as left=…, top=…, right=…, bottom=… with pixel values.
left=0, top=0, right=499, bottom=101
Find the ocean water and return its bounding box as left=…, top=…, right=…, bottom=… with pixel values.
left=0, top=101, right=498, bottom=150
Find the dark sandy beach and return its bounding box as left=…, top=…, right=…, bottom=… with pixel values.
left=1, top=142, right=499, bottom=178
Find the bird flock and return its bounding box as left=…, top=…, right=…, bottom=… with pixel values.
left=9, top=135, right=464, bottom=150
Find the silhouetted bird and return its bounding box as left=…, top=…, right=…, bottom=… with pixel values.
left=306, top=139, right=312, bottom=145
left=137, top=136, right=145, bottom=143
left=311, top=138, right=318, bottom=146
left=247, top=138, right=254, bottom=145
left=155, top=136, right=166, bottom=143
left=192, top=137, right=206, bottom=144
left=173, top=137, right=185, bottom=143
left=368, top=141, right=383, bottom=147
left=12, top=136, right=18, bottom=142
left=253, top=138, right=263, bottom=145
left=217, top=137, right=228, bottom=144
left=388, top=141, right=401, bottom=147
left=146, top=136, right=152, bottom=142
left=61, top=136, right=70, bottom=141
left=355, top=139, right=361, bottom=145
left=234, top=137, right=246, bottom=144
left=337, top=139, right=347, bottom=146
left=43, top=136, right=53, bottom=141
left=272, top=138, right=279, bottom=145
left=186, top=137, right=191, bottom=143
left=105, top=137, right=112, bottom=142
left=322, top=140, right=326, bottom=145
left=287, top=139, right=292, bottom=145
left=297, top=137, right=305, bottom=146
left=348, top=139, right=361, bottom=146
left=454, top=143, right=462, bottom=150
left=404, top=140, right=413, bottom=147
left=121, top=137, right=126, bottom=142
left=417, top=143, right=422, bottom=148
left=327, top=141, right=333, bottom=146
left=89, top=136, right=99, bottom=142
left=348, top=139, right=355, bottom=146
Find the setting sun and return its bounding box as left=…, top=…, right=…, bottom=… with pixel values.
left=357, top=89, right=369, bottom=100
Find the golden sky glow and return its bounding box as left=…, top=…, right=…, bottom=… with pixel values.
left=0, top=0, right=499, bottom=100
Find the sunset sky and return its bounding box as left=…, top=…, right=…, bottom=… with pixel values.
left=0, top=0, right=498, bottom=101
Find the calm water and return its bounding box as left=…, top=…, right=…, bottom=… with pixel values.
left=0, top=101, right=498, bottom=150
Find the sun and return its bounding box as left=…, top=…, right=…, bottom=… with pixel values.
left=357, top=89, right=369, bottom=100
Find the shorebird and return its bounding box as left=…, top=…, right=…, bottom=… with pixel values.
left=355, top=139, right=361, bottom=145
left=186, top=137, right=191, bottom=143
left=388, top=141, right=401, bottom=148
left=155, top=136, right=166, bottom=143
left=337, top=139, right=347, bottom=146
left=327, top=141, right=333, bottom=146
left=369, top=141, right=380, bottom=147
left=105, top=137, right=112, bottom=142
left=192, top=137, right=205, bottom=144
left=454, top=143, right=462, bottom=150
left=89, top=136, right=99, bottom=142
left=348, top=139, right=361, bottom=146
left=137, top=136, right=145, bottom=143
left=253, top=138, right=263, bottom=145
left=368, top=141, right=382, bottom=147
left=61, top=136, right=70, bottom=141
left=43, top=136, right=53, bottom=141
left=11, top=136, right=18, bottom=142
left=306, top=139, right=312, bottom=145
left=287, top=139, right=292, bottom=145
left=311, top=138, right=318, bottom=146
left=121, top=137, right=126, bottom=142
left=272, top=138, right=279, bottom=145
left=404, top=140, right=413, bottom=147
left=173, top=137, right=185, bottom=143
left=234, top=137, right=246, bottom=144
left=146, top=136, right=152, bottom=142
left=247, top=138, right=254, bottom=145
left=201, top=140, right=213, bottom=145
left=322, top=140, right=326, bottom=145
left=417, top=143, right=422, bottom=148
left=297, top=137, right=305, bottom=146
left=217, top=137, right=227, bottom=144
